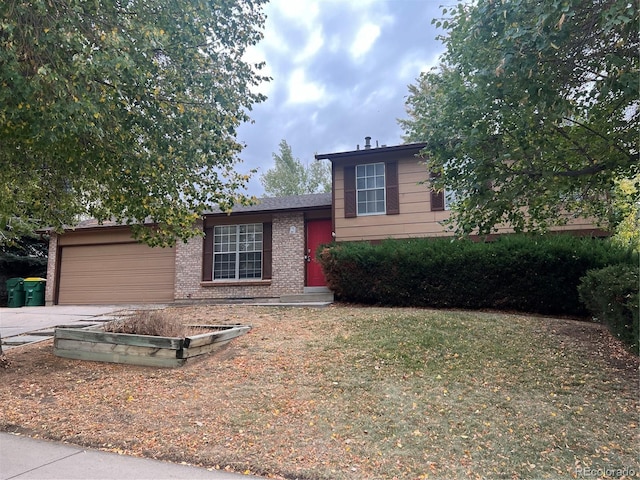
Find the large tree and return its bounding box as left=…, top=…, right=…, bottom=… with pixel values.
left=0, top=0, right=269, bottom=246
left=400, top=0, right=638, bottom=235
left=260, top=139, right=331, bottom=197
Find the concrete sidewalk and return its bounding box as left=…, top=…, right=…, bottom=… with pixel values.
left=0, top=432, right=263, bottom=479
left=0, top=305, right=161, bottom=350
left=0, top=306, right=266, bottom=478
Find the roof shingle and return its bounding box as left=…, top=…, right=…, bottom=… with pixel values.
left=204, top=192, right=332, bottom=215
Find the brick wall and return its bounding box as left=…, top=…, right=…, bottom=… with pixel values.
left=271, top=213, right=305, bottom=294
left=174, top=213, right=306, bottom=301
left=173, top=220, right=204, bottom=300
left=45, top=233, right=58, bottom=306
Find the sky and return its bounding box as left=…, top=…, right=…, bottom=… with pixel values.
left=236, top=0, right=447, bottom=196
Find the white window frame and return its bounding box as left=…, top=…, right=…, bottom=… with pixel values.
left=213, top=223, right=263, bottom=280
left=356, top=162, right=386, bottom=215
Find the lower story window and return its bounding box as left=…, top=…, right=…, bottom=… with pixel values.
left=213, top=224, right=263, bottom=280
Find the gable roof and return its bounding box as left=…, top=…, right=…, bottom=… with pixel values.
left=204, top=192, right=332, bottom=216
left=47, top=193, right=332, bottom=233
left=315, top=142, right=427, bottom=163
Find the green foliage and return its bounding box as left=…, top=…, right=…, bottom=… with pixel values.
left=260, top=139, right=331, bottom=196
left=610, top=174, right=640, bottom=251
left=400, top=0, right=639, bottom=236
left=0, top=0, right=269, bottom=246
left=318, top=235, right=636, bottom=316
left=578, top=264, right=639, bottom=352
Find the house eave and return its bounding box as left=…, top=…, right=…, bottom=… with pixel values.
left=315, top=142, right=428, bottom=164
left=202, top=193, right=332, bottom=217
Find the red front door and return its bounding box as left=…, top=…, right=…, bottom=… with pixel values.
left=306, top=219, right=332, bottom=287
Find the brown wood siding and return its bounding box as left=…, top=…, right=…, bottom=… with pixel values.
left=58, top=243, right=175, bottom=304
left=58, top=228, right=135, bottom=246
left=334, top=158, right=441, bottom=241
left=334, top=158, right=600, bottom=241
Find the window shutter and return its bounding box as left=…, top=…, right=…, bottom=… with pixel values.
left=344, top=165, right=356, bottom=218
left=262, top=222, right=272, bottom=280
left=202, top=227, right=213, bottom=281
left=385, top=161, right=399, bottom=215
left=431, top=190, right=445, bottom=211
left=430, top=172, right=445, bottom=211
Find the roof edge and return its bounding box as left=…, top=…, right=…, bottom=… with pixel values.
left=46, top=193, right=333, bottom=232
left=315, top=142, right=427, bottom=161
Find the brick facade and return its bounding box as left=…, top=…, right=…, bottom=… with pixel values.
left=271, top=213, right=306, bottom=295
left=174, top=213, right=306, bottom=301
left=44, top=194, right=332, bottom=305
left=45, top=233, right=58, bottom=306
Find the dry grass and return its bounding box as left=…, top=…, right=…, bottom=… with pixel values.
left=0, top=304, right=638, bottom=480
left=103, top=310, right=204, bottom=337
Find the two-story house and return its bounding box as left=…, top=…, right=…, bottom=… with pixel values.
left=43, top=139, right=604, bottom=305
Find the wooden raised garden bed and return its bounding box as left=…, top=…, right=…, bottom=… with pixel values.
left=53, top=324, right=251, bottom=368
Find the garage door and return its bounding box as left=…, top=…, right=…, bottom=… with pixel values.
left=57, top=243, right=176, bottom=304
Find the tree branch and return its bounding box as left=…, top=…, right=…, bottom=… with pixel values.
left=562, top=116, right=633, bottom=160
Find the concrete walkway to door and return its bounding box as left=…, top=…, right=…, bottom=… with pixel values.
left=0, top=304, right=162, bottom=350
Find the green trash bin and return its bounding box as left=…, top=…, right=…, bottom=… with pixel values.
left=24, top=277, right=46, bottom=307
left=6, top=277, right=25, bottom=308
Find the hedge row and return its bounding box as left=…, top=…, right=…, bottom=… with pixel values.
left=578, top=264, right=639, bottom=352
left=317, top=234, right=636, bottom=317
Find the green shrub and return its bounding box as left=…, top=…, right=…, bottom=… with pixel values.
left=318, top=235, right=636, bottom=317
left=578, top=264, right=639, bottom=352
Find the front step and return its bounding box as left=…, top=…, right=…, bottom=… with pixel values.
left=303, top=286, right=331, bottom=294
left=279, top=291, right=334, bottom=304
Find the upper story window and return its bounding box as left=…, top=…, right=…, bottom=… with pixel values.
left=430, top=171, right=457, bottom=212
left=444, top=189, right=457, bottom=210
left=213, top=223, right=262, bottom=280
left=431, top=186, right=458, bottom=211
left=343, top=161, right=398, bottom=218
left=356, top=163, right=386, bottom=215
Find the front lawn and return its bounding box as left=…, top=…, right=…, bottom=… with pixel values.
left=0, top=305, right=637, bottom=479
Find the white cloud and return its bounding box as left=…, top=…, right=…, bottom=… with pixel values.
left=272, top=0, right=321, bottom=30
left=362, top=86, right=397, bottom=107
left=242, top=46, right=274, bottom=98
left=350, top=23, right=381, bottom=60
left=397, top=52, right=441, bottom=81
left=237, top=0, right=447, bottom=196
left=295, top=27, right=324, bottom=63
left=287, top=68, right=327, bottom=104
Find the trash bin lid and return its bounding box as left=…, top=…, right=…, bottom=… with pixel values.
left=24, top=277, right=46, bottom=282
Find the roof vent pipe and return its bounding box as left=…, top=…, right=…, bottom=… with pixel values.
left=364, top=136, right=371, bottom=149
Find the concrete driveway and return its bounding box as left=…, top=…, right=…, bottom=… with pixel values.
left=0, top=304, right=164, bottom=349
